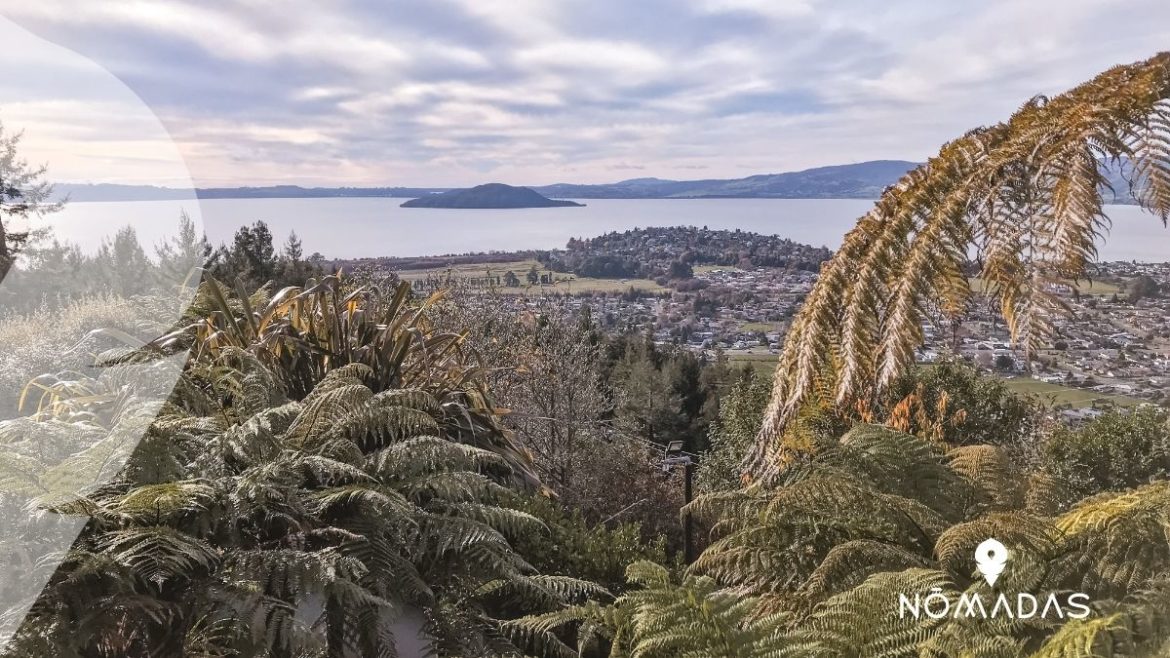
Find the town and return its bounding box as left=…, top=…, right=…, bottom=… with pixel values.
left=387, top=246, right=1170, bottom=419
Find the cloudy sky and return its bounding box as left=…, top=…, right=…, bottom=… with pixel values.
left=0, top=0, right=1167, bottom=187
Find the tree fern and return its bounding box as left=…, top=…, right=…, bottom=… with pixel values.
left=4, top=348, right=591, bottom=656
left=751, top=52, right=1170, bottom=476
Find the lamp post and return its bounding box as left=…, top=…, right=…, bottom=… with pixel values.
left=663, top=440, right=697, bottom=564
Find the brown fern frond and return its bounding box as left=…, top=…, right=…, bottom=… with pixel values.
left=752, top=52, right=1170, bottom=478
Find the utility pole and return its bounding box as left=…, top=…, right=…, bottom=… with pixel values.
left=663, top=440, right=698, bottom=564
left=684, top=459, right=695, bottom=564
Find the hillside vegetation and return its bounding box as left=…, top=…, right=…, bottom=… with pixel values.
left=4, top=53, right=1170, bottom=658
left=542, top=226, right=832, bottom=280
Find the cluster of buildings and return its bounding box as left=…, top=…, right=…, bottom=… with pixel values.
left=427, top=256, right=1170, bottom=414
left=915, top=262, right=1170, bottom=410
left=654, top=267, right=816, bottom=351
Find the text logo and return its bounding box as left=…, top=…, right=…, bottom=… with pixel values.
left=896, top=538, right=1093, bottom=621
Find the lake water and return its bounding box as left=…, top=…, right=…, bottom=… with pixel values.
left=44, top=197, right=1170, bottom=262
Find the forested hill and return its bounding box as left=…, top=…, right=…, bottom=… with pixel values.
left=540, top=226, right=832, bottom=279
left=400, top=183, right=584, bottom=208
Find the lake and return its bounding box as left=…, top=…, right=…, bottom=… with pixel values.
left=43, top=197, right=1170, bottom=262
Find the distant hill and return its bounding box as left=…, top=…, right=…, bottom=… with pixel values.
left=401, top=183, right=584, bottom=209
left=53, top=183, right=195, bottom=202
left=50, top=159, right=1141, bottom=203
left=50, top=162, right=920, bottom=203
left=53, top=183, right=442, bottom=202
left=533, top=161, right=919, bottom=199
left=198, top=185, right=444, bottom=199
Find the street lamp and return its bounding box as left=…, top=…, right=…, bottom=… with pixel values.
left=662, top=440, right=697, bottom=564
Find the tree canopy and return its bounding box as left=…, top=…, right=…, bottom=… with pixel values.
left=0, top=121, right=60, bottom=278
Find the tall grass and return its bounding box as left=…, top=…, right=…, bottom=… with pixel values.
left=0, top=294, right=171, bottom=418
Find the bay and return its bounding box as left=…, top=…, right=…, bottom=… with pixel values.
left=43, top=197, right=1170, bottom=262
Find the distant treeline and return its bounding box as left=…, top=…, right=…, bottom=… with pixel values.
left=332, top=251, right=544, bottom=273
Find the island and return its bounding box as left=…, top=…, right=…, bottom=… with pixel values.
left=400, top=183, right=584, bottom=209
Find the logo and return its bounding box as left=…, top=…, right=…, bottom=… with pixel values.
left=896, top=538, right=1092, bottom=621
left=974, top=538, right=1007, bottom=586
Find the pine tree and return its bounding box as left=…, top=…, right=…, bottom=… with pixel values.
left=0, top=120, right=60, bottom=279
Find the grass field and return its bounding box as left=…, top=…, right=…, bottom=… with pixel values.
left=968, top=277, right=1120, bottom=296
left=395, top=263, right=1122, bottom=298
left=694, top=265, right=743, bottom=274
left=394, top=259, right=666, bottom=295
left=727, top=352, right=779, bottom=376
left=726, top=353, right=1142, bottom=408
left=740, top=322, right=781, bottom=333
left=1000, top=378, right=1141, bottom=408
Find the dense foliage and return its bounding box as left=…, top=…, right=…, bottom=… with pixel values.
left=435, top=295, right=723, bottom=551
left=883, top=361, right=1040, bottom=447
left=541, top=226, right=832, bottom=279
left=207, top=221, right=324, bottom=292
left=508, top=496, right=670, bottom=596
left=0, top=219, right=203, bottom=315
left=1, top=277, right=609, bottom=657
left=5, top=52, right=1170, bottom=658
left=515, top=421, right=1170, bottom=657
left=698, top=366, right=771, bottom=492
left=1040, top=406, right=1170, bottom=501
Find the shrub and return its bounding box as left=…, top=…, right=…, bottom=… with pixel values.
left=885, top=361, right=1040, bottom=447
left=1040, top=406, right=1170, bottom=499
left=0, top=294, right=171, bottom=418
left=510, top=495, right=671, bottom=594
left=699, top=368, right=771, bottom=491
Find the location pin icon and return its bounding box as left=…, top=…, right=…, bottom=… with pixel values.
left=975, top=538, right=1008, bottom=587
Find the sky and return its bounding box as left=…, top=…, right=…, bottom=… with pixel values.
left=0, top=0, right=1167, bottom=188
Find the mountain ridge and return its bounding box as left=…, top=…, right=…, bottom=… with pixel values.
left=49, top=159, right=1137, bottom=203
left=532, top=160, right=919, bottom=199
left=50, top=160, right=919, bottom=202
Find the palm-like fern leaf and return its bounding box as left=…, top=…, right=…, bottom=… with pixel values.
left=750, top=52, right=1170, bottom=477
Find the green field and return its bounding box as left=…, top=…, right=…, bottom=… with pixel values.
left=394, top=259, right=548, bottom=282
left=1000, top=378, right=1141, bottom=408
left=394, top=259, right=665, bottom=295
left=968, top=277, right=1120, bottom=296
left=694, top=264, right=743, bottom=274
left=727, top=354, right=1142, bottom=408
left=727, top=352, right=779, bottom=375
left=740, top=322, right=781, bottom=333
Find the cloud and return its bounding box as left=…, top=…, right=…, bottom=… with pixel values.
left=695, top=0, right=817, bottom=21
left=514, top=39, right=668, bottom=78
left=0, top=16, right=196, bottom=186
left=0, top=0, right=1168, bottom=187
